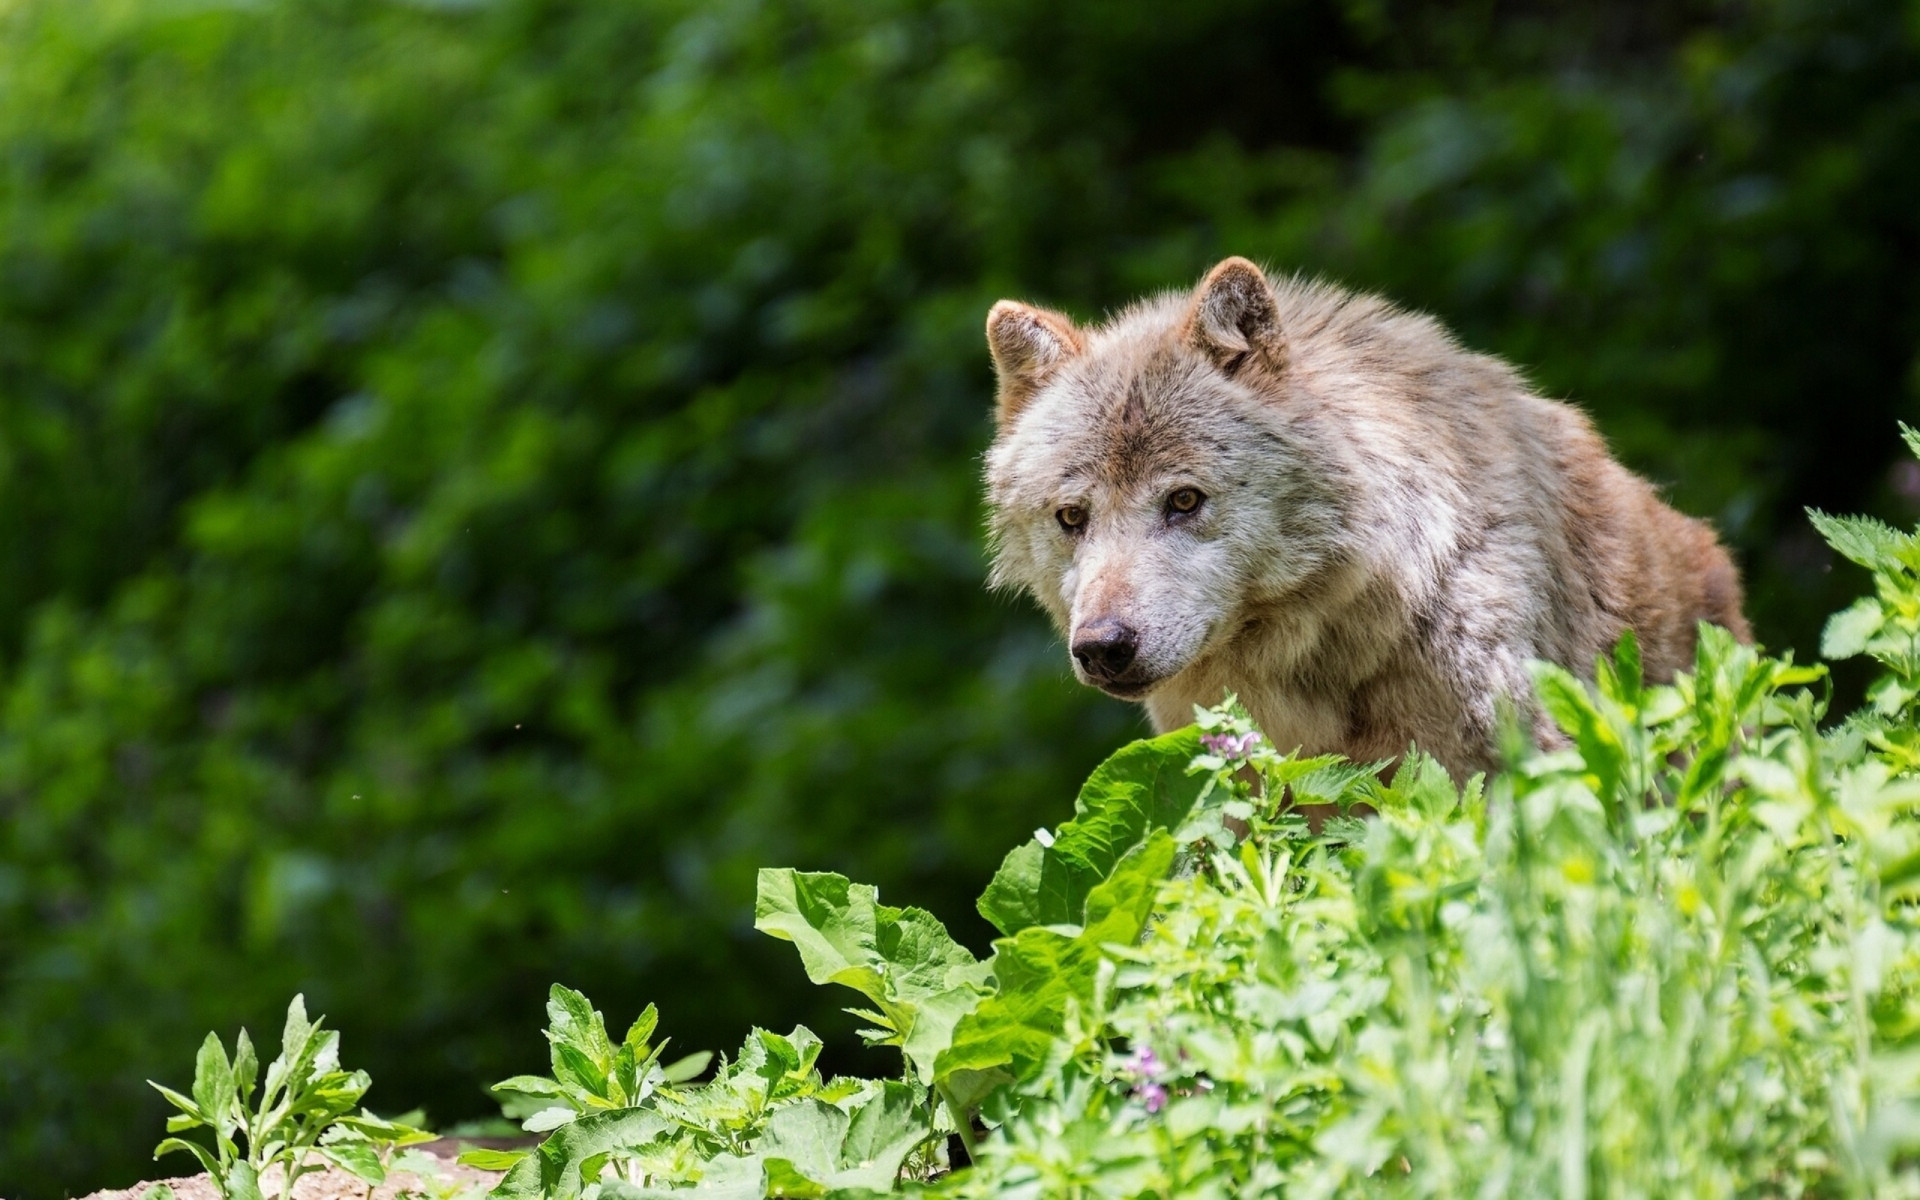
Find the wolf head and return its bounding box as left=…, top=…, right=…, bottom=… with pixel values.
left=983, top=258, right=1351, bottom=703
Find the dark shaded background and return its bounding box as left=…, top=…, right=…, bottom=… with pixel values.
left=1, top=0, right=1916, bottom=1193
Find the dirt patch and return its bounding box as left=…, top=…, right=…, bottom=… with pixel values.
left=75, top=1141, right=505, bottom=1200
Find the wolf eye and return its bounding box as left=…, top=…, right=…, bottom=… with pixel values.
left=1056, top=505, right=1088, bottom=533
left=1166, top=488, right=1205, bottom=518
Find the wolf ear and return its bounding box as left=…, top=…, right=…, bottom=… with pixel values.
left=986, top=300, right=1083, bottom=426
left=1185, top=257, right=1287, bottom=376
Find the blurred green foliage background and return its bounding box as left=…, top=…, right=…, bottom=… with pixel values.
left=0, top=0, right=1915, bottom=1193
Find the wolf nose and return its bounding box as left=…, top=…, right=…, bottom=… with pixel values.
left=1072, top=620, right=1138, bottom=679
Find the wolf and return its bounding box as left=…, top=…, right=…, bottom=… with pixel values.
left=983, top=257, right=1750, bottom=777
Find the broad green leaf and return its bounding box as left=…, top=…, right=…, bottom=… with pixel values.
left=545, top=985, right=615, bottom=1095
left=390, top=1148, right=452, bottom=1177
left=330, top=1110, right=435, bottom=1145
left=231, top=1029, right=258, bottom=1110
left=491, top=1074, right=568, bottom=1099
left=263, top=994, right=319, bottom=1104
left=456, top=1147, right=529, bottom=1170
left=751, top=1026, right=813, bottom=1082
left=875, top=906, right=990, bottom=1001
left=934, top=931, right=1079, bottom=1083
left=190, top=1032, right=235, bottom=1140
left=550, top=1042, right=609, bottom=1100
left=755, top=870, right=987, bottom=1082
left=1824, top=597, right=1885, bottom=660
left=756, top=872, right=981, bottom=1003
left=1610, top=628, right=1643, bottom=708
left=978, top=841, right=1044, bottom=932
left=1370, top=752, right=1459, bottom=820
left=897, top=984, right=988, bottom=1087
left=285, top=1063, right=369, bottom=1120
left=226, top=1161, right=264, bottom=1200
left=754, top=871, right=888, bottom=1000
left=1531, top=661, right=1628, bottom=805
left=760, top=1159, right=830, bottom=1199
left=318, top=1137, right=386, bottom=1184
left=660, top=1049, right=712, bottom=1084
left=522, top=1106, right=577, bottom=1133
left=978, top=727, right=1206, bottom=936
left=939, top=832, right=1176, bottom=1085
left=1809, top=508, right=1908, bottom=571
left=1282, top=758, right=1385, bottom=810
left=611, top=1002, right=662, bottom=1101
left=622, top=1004, right=659, bottom=1054
left=833, top=1080, right=928, bottom=1188
left=1677, top=743, right=1732, bottom=811
left=1079, top=830, right=1176, bottom=942
left=489, top=1151, right=543, bottom=1200
left=756, top=1099, right=846, bottom=1181
left=1873, top=674, right=1916, bottom=718
left=686, top=1155, right=771, bottom=1200
left=148, top=1081, right=203, bottom=1122
left=736, top=1088, right=929, bottom=1196
left=152, top=1136, right=218, bottom=1176
left=937, top=1066, right=1014, bottom=1116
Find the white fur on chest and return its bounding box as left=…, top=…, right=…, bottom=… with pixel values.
left=1146, top=667, right=1349, bottom=755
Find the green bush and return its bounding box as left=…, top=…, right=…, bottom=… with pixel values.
left=2, top=0, right=1918, bottom=1193
left=461, top=456, right=1920, bottom=1197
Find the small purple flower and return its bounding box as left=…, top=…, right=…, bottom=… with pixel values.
left=1200, top=730, right=1262, bottom=759
left=1120, top=1043, right=1171, bottom=1112
left=1135, top=1080, right=1169, bottom=1113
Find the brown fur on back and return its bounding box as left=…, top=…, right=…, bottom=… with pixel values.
left=983, top=258, right=1750, bottom=776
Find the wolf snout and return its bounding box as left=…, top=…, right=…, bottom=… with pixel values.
left=1071, top=618, right=1139, bottom=681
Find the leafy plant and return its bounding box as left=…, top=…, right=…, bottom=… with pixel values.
left=149, top=995, right=433, bottom=1200
left=1813, top=423, right=1920, bottom=776
left=487, top=987, right=711, bottom=1132
left=461, top=434, right=1920, bottom=1196
left=472, top=994, right=935, bottom=1198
